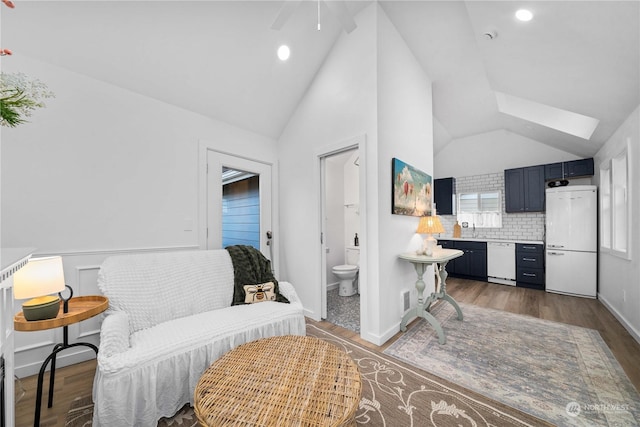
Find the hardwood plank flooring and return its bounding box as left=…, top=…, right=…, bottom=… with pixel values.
left=14, top=278, right=640, bottom=426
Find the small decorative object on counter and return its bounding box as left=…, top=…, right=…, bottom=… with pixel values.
left=354, top=233, right=359, bottom=246
left=453, top=221, right=462, bottom=238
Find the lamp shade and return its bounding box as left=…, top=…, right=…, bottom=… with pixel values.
left=13, top=256, right=65, bottom=300
left=416, top=215, right=445, bottom=234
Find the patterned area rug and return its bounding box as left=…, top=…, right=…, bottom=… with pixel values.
left=66, top=321, right=550, bottom=426
left=384, top=302, right=640, bottom=427
left=65, top=396, right=197, bottom=427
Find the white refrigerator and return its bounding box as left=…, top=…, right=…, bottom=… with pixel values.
left=545, top=185, right=597, bottom=298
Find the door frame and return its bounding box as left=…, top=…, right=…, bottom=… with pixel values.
left=198, top=141, right=278, bottom=274
left=315, top=135, right=367, bottom=333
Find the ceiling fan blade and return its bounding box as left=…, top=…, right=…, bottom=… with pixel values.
left=323, top=0, right=357, bottom=33
left=270, top=0, right=303, bottom=31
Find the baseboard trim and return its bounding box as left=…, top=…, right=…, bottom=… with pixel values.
left=15, top=348, right=96, bottom=379
left=598, top=293, right=640, bottom=345
left=303, top=308, right=321, bottom=322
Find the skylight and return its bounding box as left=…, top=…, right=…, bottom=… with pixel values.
left=495, top=92, right=599, bottom=140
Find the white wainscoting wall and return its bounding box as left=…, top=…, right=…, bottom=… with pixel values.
left=13, top=245, right=198, bottom=379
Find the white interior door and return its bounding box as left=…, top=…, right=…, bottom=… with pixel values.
left=319, top=157, right=328, bottom=319
left=206, top=150, right=272, bottom=259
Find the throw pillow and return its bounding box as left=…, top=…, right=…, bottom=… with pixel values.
left=243, top=281, right=276, bottom=304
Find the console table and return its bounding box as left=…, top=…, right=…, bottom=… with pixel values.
left=399, top=249, right=464, bottom=344
left=14, top=295, right=108, bottom=427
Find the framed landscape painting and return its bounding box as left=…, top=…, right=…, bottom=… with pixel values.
left=392, top=158, right=432, bottom=217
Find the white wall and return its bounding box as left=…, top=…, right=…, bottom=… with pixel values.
left=276, top=3, right=377, bottom=339
left=434, top=129, right=581, bottom=178
left=1, top=55, right=278, bottom=375
left=594, top=105, right=640, bottom=342
left=2, top=55, right=278, bottom=254
left=375, top=7, right=434, bottom=342
left=277, top=3, right=434, bottom=345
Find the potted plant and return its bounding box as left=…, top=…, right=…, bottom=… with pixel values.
left=0, top=72, right=54, bottom=128
left=1, top=0, right=54, bottom=127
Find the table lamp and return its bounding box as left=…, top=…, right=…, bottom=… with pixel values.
left=13, top=256, right=65, bottom=321
left=416, top=215, right=445, bottom=256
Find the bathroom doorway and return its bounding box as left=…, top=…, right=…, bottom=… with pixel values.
left=320, top=146, right=361, bottom=333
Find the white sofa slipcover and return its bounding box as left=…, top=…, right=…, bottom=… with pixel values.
left=92, top=249, right=305, bottom=427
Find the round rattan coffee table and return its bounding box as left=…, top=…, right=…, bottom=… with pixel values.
left=194, top=335, right=362, bottom=427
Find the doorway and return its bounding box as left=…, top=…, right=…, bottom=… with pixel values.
left=318, top=134, right=366, bottom=335
left=323, top=149, right=360, bottom=332
left=204, top=149, right=274, bottom=267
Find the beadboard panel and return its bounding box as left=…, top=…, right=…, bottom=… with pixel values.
left=14, top=245, right=198, bottom=378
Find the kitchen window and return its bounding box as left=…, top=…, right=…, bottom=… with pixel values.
left=457, top=191, right=502, bottom=228
left=600, top=145, right=630, bottom=259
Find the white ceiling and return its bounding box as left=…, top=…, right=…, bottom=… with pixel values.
left=3, top=1, right=638, bottom=158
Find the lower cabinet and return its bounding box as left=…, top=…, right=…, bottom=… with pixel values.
left=516, top=243, right=545, bottom=290
left=439, top=240, right=487, bottom=281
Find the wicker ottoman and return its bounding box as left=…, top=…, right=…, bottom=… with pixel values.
left=194, top=335, right=362, bottom=427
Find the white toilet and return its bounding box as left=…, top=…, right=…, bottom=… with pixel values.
left=332, top=247, right=360, bottom=296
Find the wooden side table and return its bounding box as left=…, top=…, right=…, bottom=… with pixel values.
left=14, top=295, right=108, bottom=427
left=399, top=249, right=464, bottom=344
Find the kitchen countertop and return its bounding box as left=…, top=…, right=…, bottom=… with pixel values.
left=438, top=237, right=545, bottom=245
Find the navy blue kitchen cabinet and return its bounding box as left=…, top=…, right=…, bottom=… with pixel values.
left=505, top=165, right=545, bottom=213
left=516, top=243, right=545, bottom=290
left=544, top=162, right=564, bottom=181
left=434, top=177, right=455, bottom=215
left=565, top=158, right=594, bottom=177
left=439, top=240, right=487, bottom=281
left=544, top=158, right=594, bottom=181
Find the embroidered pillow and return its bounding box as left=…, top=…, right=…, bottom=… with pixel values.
left=243, top=281, right=276, bottom=304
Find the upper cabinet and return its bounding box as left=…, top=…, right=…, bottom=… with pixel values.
left=544, top=158, right=594, bottom=181
left=544, top=162, right=564, bottom=181
left=506, top=158, right=594, bottom=214
left=434, top=177, right=455, bottom=215
left=505, top=165, right=545, bottom=213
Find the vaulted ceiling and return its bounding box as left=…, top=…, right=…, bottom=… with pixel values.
left=3, top=1, right=638, bottom=158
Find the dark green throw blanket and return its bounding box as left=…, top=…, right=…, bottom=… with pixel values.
left=225, top=245, right=289, bottom=306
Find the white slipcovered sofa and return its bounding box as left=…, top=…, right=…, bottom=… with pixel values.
left=92, top=249, right=305, bottom=427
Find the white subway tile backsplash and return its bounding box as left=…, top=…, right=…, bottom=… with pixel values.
left=438, top=172, right=545, bottom=241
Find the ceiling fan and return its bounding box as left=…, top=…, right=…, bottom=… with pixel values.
left=271, top=0, right=357, bottom=33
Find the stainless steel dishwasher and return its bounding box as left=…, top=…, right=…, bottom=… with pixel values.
left=487, top=242, right=516, bottom=285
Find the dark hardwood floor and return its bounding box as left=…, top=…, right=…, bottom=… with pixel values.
left=14, top=278, right=640, bottom=426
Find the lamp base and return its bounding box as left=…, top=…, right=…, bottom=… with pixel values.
left=22, top=295, right=61, bottom=321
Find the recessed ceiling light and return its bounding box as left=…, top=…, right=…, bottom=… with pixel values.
left=515, top=9, right=533, bottom=22
left=277, top=45, right=290, bottom=61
